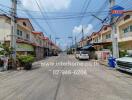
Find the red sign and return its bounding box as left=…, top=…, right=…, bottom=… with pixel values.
left=112, top=10, right=123, bottom=14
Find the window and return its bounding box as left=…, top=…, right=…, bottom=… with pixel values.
left=106, top=34, right=111, bottom=39
left=19, top=31, right=22, bottom=36
left=40, top=40, right=42, bottom=45
left=130, top=25, right=132, bottom=32
left=17, top=30, right=19, bottom=35
left=99, top=36, right=101, bottom=40
left=37, top=39, right=38, bottom=42
left=17, top=30, right=22, bottom=36
left=23, top=22, right=27, bottom=26
left=26, top=34, right=29, bottom=39
left=104, top=27, right=107, bottom=31
left=124, top=15, right=130, bottom=21
left=123, top=28, right=128, bottom=33
left=94, top=38, right=98, bottom=42
left=109, top=34, right=111, bottom=38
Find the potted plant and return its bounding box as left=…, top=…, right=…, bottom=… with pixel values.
left=18, top=55, right=35, bottom=70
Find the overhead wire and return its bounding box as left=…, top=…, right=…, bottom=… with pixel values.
left=0, top=0, right=131, bottom=43
left=78, top=0, right=91, bottom=24
left=19, top=1, right=49, bottom=36
left=76, top=0, right=109, bottom=41
left=87, top=0, right=108, bottom=25
left=0, top=8, right=10, bottom=15
left=36, top=0, right=56, bottom=40
left=0, top=3, right=109, bottom=18
left=27, top=14, right=108, bottom=20
left=75, top=0, right=92, bottom=43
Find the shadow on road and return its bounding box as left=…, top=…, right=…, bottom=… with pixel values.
left=117, top=69, right=132, bottom=76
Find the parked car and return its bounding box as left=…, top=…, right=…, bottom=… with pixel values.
left=75, top=51, right=80, bottom=59
left=78, top=51, right=89, bottom=60
left=54, top=52, right=58, bottom=56
left=116, top=54, right=132, bottom=73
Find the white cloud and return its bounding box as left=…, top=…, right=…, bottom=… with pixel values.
left=21, top=0, right=71, bottom=11
left=84, top=24, right=93, bottom=36
left=43, top=0, right=71, bottom=11
left=21, top=0, right=39, bottom=11
left=72, top=25, right=83, bottom=34
left=72, top=24, right=93, bottom=37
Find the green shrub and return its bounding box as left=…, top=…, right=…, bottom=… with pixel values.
left=119, top=50, right=127, bottom=57
left=18, top=55, right=35, bottom=64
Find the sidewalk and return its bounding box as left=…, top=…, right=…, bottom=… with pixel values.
left=0, top=68, right=2, bottom=72
left=99, top=60, right=108, bottom=66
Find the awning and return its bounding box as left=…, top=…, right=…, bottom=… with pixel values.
left=81, top=44, right=95, bottom=51
left=82, top=44, right=93, bottom=49
left=76, top=47, right=82, bottom=51
left=92, top=42, right=112, bottom=45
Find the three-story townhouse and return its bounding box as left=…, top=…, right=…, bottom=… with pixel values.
left=0, top=15, right=35, bottom=55
left=32, top=31, right=45, bottom=60
left=16, top=18, right=35, bottom=55
left=116, top=11, right=132, bottom=52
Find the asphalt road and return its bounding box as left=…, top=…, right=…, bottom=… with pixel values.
left=0, top=54, right=132, bottom=100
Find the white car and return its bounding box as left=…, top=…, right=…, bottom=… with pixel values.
left=75, top=51, right=80, bottom=59
left=116, top=55, right=132, bottom=73
left=78, top=51, right=89, bottom=60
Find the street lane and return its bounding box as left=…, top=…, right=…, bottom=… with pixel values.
left=0, top=54, right=132, bottom=100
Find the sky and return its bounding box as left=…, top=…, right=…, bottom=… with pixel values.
left=0, top=0, right=132, bottom=50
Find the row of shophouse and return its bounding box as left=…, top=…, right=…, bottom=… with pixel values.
left=0, top=14, right=60, bottom=60
left=77, top=10, right=132, bottom=55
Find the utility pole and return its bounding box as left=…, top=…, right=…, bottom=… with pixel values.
left=11, top=0, right=17, bottom=68
left=55, top=38, right=56, bottom=45
left=75, top=36, right=77, bottom=45
left=75, top=36, right=78, bottom=48
left=55, top=37, right=60, bottom=45
left=49, top=35, right=52, bottom=56
left=50, top=35, right=51, bottom=40
left=81, top=26, right=84, bottom=47
left=68, top=36, right=73, bottom=53
left=109, top=0, right=119, bottom=58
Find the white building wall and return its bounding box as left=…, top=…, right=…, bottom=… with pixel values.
left=0, top=18, right=11, bottom=42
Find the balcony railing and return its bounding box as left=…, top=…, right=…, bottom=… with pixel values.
left=98, top=40, right=102, bottom=43
left=102, top=38, right=112, bottom=42
left=120, top=32, right=132, bottom=39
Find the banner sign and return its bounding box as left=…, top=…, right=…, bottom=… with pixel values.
left=111, top=5, right=124, bottom=17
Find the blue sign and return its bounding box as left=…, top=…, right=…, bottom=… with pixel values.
left=111, top=5, right=124, bottom=17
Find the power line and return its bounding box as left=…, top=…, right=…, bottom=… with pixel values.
left=77, top=0, right=89, bottom=23
left=76, top=0, right=108, bottom=41
left=87, top=0, right=109, bottom=24
left=0, top=3, right=109, bottom=18
left=78, top=0, right=91, bottom=24
left=0, top=8, right=10, bottom=15
left=27, top=14, right=108, bottom=20
left=74, top=0, right=92, bottom=44
left=0, top=8, right=109, bottom=21
left=36, top=0, right=56, bottom=39
left=19, top=2, right=49, bottom=37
